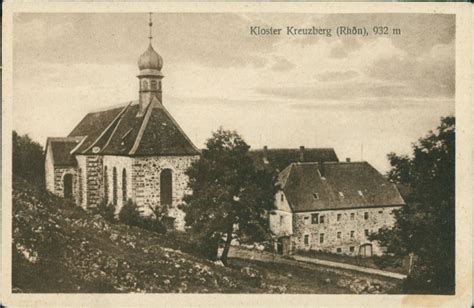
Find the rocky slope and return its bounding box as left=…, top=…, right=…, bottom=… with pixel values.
left=12, top=177, right=262, bottom=293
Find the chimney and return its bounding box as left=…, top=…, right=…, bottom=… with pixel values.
left=263, top=146, right=269, bottom=164
left=299, top=146, right=305, bottom=162
left=346, top=157, right=351, bottom=162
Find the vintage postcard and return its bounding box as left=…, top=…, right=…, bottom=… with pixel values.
left=2, top=2, right=472, bottom=307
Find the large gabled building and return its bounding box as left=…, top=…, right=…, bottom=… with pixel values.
left=270, top=161, right=405, bottom=256
left=45, top=27, right=200, bottom=230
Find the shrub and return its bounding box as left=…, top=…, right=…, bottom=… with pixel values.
left=118, top=199, right=141, bottom=226
left=95, top=200, right=116, bottom=222
left=118, top=200, right=167, bottom=234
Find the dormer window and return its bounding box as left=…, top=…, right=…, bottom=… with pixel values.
left=313, top=193, right=319, bottom=200
left=358, top=190, right=364, bottom=196
left=338, top=192, right=344, bottom=199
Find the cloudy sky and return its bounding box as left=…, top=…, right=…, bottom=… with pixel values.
left=13, top=13, right=454, bottom=172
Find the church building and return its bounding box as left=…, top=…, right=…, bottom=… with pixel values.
left=44, top=18, right=200, bottom=230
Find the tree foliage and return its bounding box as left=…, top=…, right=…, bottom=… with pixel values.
left=182, top=128, right=277, bottom=265
left=12, top=131, right=45, bottom=188
left=370, top=116, right=455, bottom=294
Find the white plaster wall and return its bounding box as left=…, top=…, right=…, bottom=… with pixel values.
left=270, top=191, right=293, bottom=236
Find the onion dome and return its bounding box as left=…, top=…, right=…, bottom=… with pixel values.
left=137, top=43, right=163, bottom=76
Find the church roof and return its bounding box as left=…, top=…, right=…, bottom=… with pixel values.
left=250, top=147, right=339, bottom=171
left=279, top=161, right=405, bottom=212
left=46, top=137, right=83, bottom=166
left=68, top=99, right=200, bottom=156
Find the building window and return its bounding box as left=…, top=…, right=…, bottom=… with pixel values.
left=311, top=213, right=319, bottom=224
left=320, top=215, right=325, bottom=224
left=280, top=215, right=284, bottom=225
left=103, top=166, right=108, bottom=204
left=112, top=167, right=117, bottom=205
left=304, top=234, right=309, bottom=245
left=350, top=246, right=355, bottom=252
left=313, top=193, right=319, bottom=200
left=280, top=194, right=284, bottom=202
left=350, top=231, right=355, bottom=238
left=350, top=213, right=355, bottom=220
left=304, top=216, right=310, bottom=224
left=337, top=231, right=341, bottom=239
left=365, top=229, right=369, bottom=237
left=151, top=79, right=157, bottom=90
left=379, top=210, right=383, bottom=214
left=122, top=169, right=127, bottom=204
left=338, top=192, right=344, bottom=198
left=319, top=233, right=325, bottom=244
left=337, top=213, right=341, bottom=221
left=142, top=80, right=148, bottom=90
left=358, top=190, right=364, bottom=196
left=337, top=248, right=342, bottom=253
left=160, top=169, right=173, bottom=206
left=364, top=212, right=369, bottom=220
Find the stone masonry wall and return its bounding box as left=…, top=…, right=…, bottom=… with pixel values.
left=52, top=166, right=77, bottom=196
left=132, top=155, right=199, bottom=230
left=85, top=155, right=103, bottom=208
left=102, top=156, right=133, bottom=213
left=292, top=206, right=402, bottom=256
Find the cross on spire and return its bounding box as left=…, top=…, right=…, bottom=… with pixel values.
left=148, top=12, right=153, bottom=43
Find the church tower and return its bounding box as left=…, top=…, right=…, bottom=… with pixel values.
left=137, top=13, right=164, bottom=116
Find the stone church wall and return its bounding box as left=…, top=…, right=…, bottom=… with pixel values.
left=132, top=155, right=199, bottom=230
left=102, top=156, right=134, bottom=213
left=292, top=206, right=401, bottom=256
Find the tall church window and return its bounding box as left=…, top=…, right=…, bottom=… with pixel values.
left=122, top=169, right=127, bottom=203
left=160, top=169, right=172, bottom=206
left=112, top=167, right=117, bottom=205
left=104, top=166, right=108, bottom=204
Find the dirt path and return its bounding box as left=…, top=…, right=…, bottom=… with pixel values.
left=228, top=246, right=406, bottom=280
left=291, top=255, right=407, bottom=280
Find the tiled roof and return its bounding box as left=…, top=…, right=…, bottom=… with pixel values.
left=69, top=99, right=199, bottom=156
left=281, top=162, right=405, bottom=212
left=250, top=147, right=339, bottom=171
left=46, top=137, right=83, bottom=166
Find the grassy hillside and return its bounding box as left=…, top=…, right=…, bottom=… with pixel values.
left=12, top=177, right=397, bottom=293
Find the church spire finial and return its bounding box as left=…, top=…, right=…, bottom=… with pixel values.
left=148, top=12, right=153, bottom=43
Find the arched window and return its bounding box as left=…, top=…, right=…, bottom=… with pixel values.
left=122, top=169, right=127, bottom=203
left=142, top=80, right=148, bottom=90
left=63, top=174, right=73, bottom=199
left=151, top=79, right=157, bottom=90
left=160, top=169, right=172, bottom=206
left=112, top=167, right=117, bottom=205
left=103, top=166, right=108, bottom=204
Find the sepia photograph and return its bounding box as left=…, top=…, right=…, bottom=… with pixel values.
left=2, top=2, right=472, bottom=307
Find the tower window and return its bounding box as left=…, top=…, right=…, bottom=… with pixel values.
left=151, top=79, right=157, bottom=90
left=142, top=80, right=148, bottom=90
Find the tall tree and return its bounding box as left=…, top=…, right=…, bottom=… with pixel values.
left=182, top=128, right=277, bottom=266
left=12, top=131, right=45, bottom=187
left=370, top=117, right=455, bottom=294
